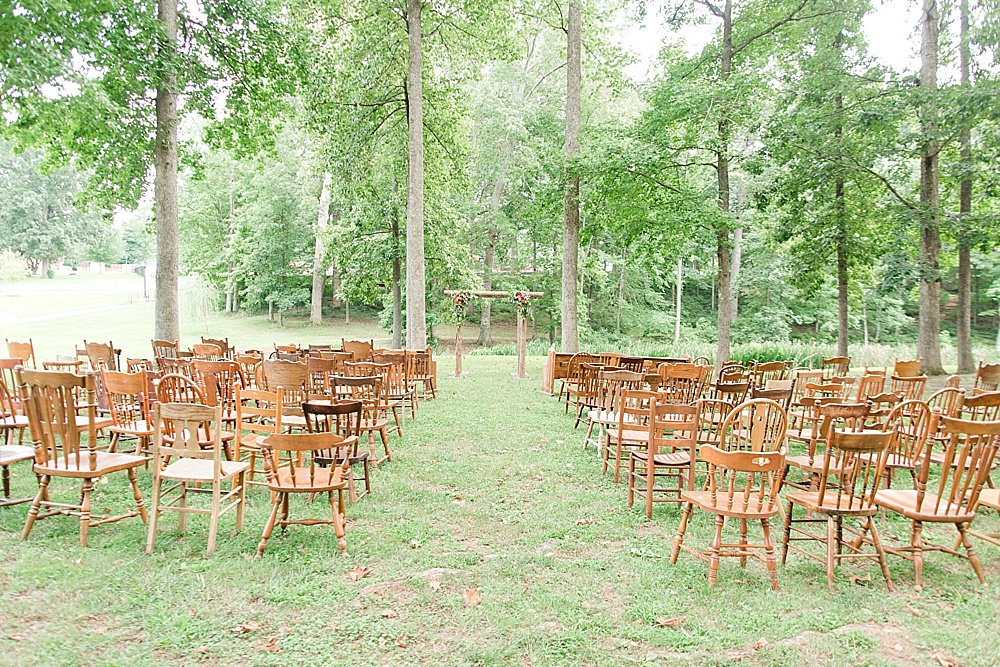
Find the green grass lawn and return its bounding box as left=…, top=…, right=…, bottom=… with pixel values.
left=1, top=354, right=998, bottom=666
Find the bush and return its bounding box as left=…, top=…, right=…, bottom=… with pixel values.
left=0, top=250, right=27, bottom=282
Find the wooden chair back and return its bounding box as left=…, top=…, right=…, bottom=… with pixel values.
left=235, top=354, right=261, bottom=387
left=260, top=431, right=352, bottom=490
left=750, top=360, right=792, bottom=388
left=127, top=358, right=154, bottom=373
left=260, top=359, right=309, bottom=404
left=306, top=357, right=340, bottom=394
left=893, top=358, right=922, bottom=377
left=191, top=343, right=223, bottom=361
left=152, top=339, right=179, bottom=359
left=616, top=389, right=657, bottom=436
left=329, top=375, right=382, bottom=414
left=889, top=375, right=927, bottom=401
left=657, top=363, right=711, bottom=404
left=153, top=402, right=225, bottom=469
left=882, top=400, right=932, bottom=469
left=157, top=357, right=194, bottom=377
left=85, top=340, right=118, bottom=371
left=201, top=337, right=232, bottom=358
left=566, top=352, right=596, bottom=381
left=15, top=368, right=96, bottom=470
left=616, top=356, right=646, bottom=372
left=912, top=413, right=1000, bottom=518
left=927, top=387, right=965, bottom=419
left=156, top=373, right=207, bottom=404
left=791, top=370, right=823, bottom=405
left=718, top=364, right=748, bottom=384
left=713, top=380, right=750, bottom=407
left=719, top=398, right=788, bottom=453
left=576, top=363, right=606, bottom=405
left=960, top=391, right=1000, bottom=422
left=700, top=444, right=786, bottom=515
left=800, top=401, right=870, bottom=466
left=814, top=428, right=893, bottom=513
left=597, top=369, right=645, bottom=413
left=101, top=369, right=150, bottom=430
left=855, top=373, right=886, bottom=402
left=301, top=400, right=362, bottom=466
left=648, top=402, right=698, bottom=461
left=407, top=349, right=432, bottom=383
left=0, top=359, right=23, bottom=407
left=821, top=356, right=850, bottom=379
left=341, top=339, right=374, bottom=362
left=235, top=386, right=284, bottom=441
left=6, top=339, right=35, bottom=369
left=192, top=360, right=244, bottom=410
left=696, top=398, right=732, bottom=447
left=973, top=362, right=1000, bottom=394
left=372, top=352, right=410, bottom=394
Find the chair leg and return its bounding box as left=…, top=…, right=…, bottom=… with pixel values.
left=256, top=494, right=283, bottom=557
left=21, top=475, right=48, bottom=541
left=79, top=479, right=93, bottom=547
left=867, top=517, right=894, bottom=592
left=739, top=518, right=748, bottom=567
left=626, top=455, right=636, bottom=508
left=957, top=522, right=986, bottom=585
left=1, top=464, right=9, bottom=499
left=145, top=474, right=162, bottom=554
left=206, top=484, right=222, bottom=556
left=781, top=499, right=793, bottom=564
left=235, top=471, right=246, bottom=531
left=708, top=515, right=725, bottom=587
left=128, top=467, right=147, bottom=523
left=329, top=490, right=346, bottom=555
left=911, top=520, right=924, bottom=591
left=671, top=502, right=693, bottom=564
left=826, top=516, right=836, bottom=592
left=177, top=483, right=188, bottom=533
left=761, top=518, right=779, bottom=592
left=645, top=461, right=654, bottom=519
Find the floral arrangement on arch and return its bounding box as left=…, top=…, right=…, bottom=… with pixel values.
left=510, top=290, right=531, bottom=318
left=452, top=291, right=472, bottom=324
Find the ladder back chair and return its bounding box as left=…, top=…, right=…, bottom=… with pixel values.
left=101, top=368, right=154, bottom=456
left=234, top=385, right=285, bottom=486
left=604, top=389, right=656, bottom=482
left=583, top=368, right=644, bottom=452
left=657, top=363, right=712, bottom=405
left=628, top=402, right=699, bottom=518
left=344, top=361, right=402, bottom=438
left=15, top=368, right=147, bottom=546
left=146, top=402, right=249, bottom=556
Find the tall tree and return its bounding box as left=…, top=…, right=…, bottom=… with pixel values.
left=956, top=0, right=975, bottom=373
left=311, top=172, right=333, bottom=325
left=154, top=0, right=179, bottom=341
left=405, top=0, right=427, bottom=349
left=562, top=1, right=582, bottom=353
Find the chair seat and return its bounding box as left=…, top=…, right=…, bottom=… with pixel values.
left=109, top=420, right=154, bottom=437
left=587, top=410, right=632, bottom=425
left=160, top=458, right=249, bottom=482
left=76, top=415, right=114, bottom=431
left=631, top=450, right=691, bottom=467
left=359, top=418, right=388, bottom=430
left=34, top=451, right=147, bottom=478
left=785, top=490, right=878, bottom=516
left=874, top=489, right=976, bottom=523
left=859, top=451, right=915, bottom=470
left=785, top=454, right=847, bottom=475
left=607, top=427, right=648, bottom=443
left=680, top=490, right=780, bottom=519
left=0, top=415, right=29, bottom=429
left=0, top=444, right=35, bottom=465
left=786, top=428, right=821, bottom=444
left=928, top=450, right=998, bottom=470
left=282, top=414, right=308, bottom=428
left=266, top=466, right=347, bottom=493
left=977, top=489, right=1000, bottom=511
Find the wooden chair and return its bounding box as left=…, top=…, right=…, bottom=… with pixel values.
left=344, top=361, right=403, bottom=438
left=854, top=373, right=886, bottom=403
left=628, top=402, right=698, bottom=518
left=865, top=391, right=902, bottom=426
left=892, top=358, right=923, bottom=377
left=617, top=356, right=647, bottom=373
left=302, top=400, right=368, bottom=502
left=146, top=402, right=249, bottom=556
left=657, top=363, right=711, bottom=405
left=256, top=430, right=353, bottom=556
left=15, top=368, right=147, bottom=546
left=234, top=385, right=284, bottom=486
left=192, top=360, right=244, bottom=420
left=156, top=373, right=207, bottom=405
left=972, top=361, right=1000, bottom=395
left=782, top=428, right=895, bottom=591
left=6, top=339, right=36, bottom=369
left=152, top=339, right=180, bottom=360
left=558, top=352, right=595, bottom=403
left=408, top=349, right=437, bottom=399
left=102, top=368, right=154, bottom=456
left=718, top=362, right=748, bottom=384
left=341, top=339, right=373, bottom=362
left=821, top=356, right=850, bottom=379
left=868, top=413, right=1000, bottom=590
left=373, top=351, right=418, bottom=421
left=750, top=360, right=792, bottom=390
left=306, top=357, right=340, bottom=394
left=127, top=358, right=155, bottom=373
left=712, top=380, right=750, bottom=409
left=235, top=353, right=262, bottom=388
left=752, top=379, right=794, bottom=412
left=718, top=398, right=788, bottom=454
left=42, top=355, right=83, bottom=372
left=85, top=340, right=119, bottom=371
left=260, top=359, right=310, bottom=431
left=157, top=357, right=194, bottom=377
left=329, top=375, right=391, bottom=466
left=875, top=400, right=932, bottom=489
left=604, top=389, right=655, bottom=482
left=957, top=390, right=1000, bottom=422
left=583, top=369, right=644, bottom=452
left=889, top=375, right=927, bottom=401
left=201, top=337, right=233, bottom=359
left=784, top=401, right=870, bottom=492
left=567, top=362, right=604, bottom=424
left=0, top=377, right=34, bottom=506
left=671, top=444, right=786, bottom=590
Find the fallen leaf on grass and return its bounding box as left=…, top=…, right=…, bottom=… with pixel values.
left=396, top=635, right=408, bottom=648
left=381, top=608, right=399, bottom=619
left=429, top=580, right=442, bottom=592
left=7, top=634, right=25, bottom=642
left=655, top=616, right=686, bottom=628
left=463, top=589, right=482, bottom=606
left=348, top=564, right=373, bottom=581
left=904, top=604, right=925, bottom=617
left=574, top=518, right=594, bottom=526
left=930, top=650, right=956, bottom=667
left=260, top=637, right=281, bottom=653
left=196, top=646, right=210, bottom=654
left=752, top=638, right=769, bottom=650
left=849, top=573, right=872, bottom=586
left=232, top=621, right=261, bottom=633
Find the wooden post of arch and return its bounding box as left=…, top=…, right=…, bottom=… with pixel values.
left=445, top=290, right=543, bottom=379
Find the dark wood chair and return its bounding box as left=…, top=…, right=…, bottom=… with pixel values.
left=302, top=399, right=368, bottom=502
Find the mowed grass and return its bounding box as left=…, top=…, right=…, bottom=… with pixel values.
left=0, top=355, right=997, bottom=666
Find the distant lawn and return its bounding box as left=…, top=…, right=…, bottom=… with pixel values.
left=0, top=355, right=998, bottom=666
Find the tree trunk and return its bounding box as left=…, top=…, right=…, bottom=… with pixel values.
left=714, top=0, right=734, bottom=373
left=479, top=178, right=503, bottom=346
left=331, top=257, right=341, bottom=308
left=917, top=0, right=944, bottom=374
left=729, top=225, right=741, bottom=323
left=836, top=177, right=849, bottom=357
left=310, top=172, right=332, bottom=326
left=956, top=0, right=974, bottom=373
left=405, top=0, right=427, bottom=349
left=154, top=0, right=180, bottom=341
left=674, top=257, right=682, bottom=345
left=392, top=217, right=402, bottom=349
left=561, top=1, right=582, bottom=354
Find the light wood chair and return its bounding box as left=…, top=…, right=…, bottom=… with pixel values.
left=893, top=358, right=923, bottom=377
left=16, top=368, right=147, bottom=546
left=854, top=373, right=886, bottom=403
left=260, top=359, right=310, bottom=432
left=784, top=401, right=869, bottom=492
left=972, top=361, right=1000, bottom=395
left=750, top=360, right=792, bottom=390
left=234, top=386, right=285, bottom=486
left=628, top=402, right=699, bottom=518
left=344, top=361, right=402, bottom=439
left=84, top=340, right=119, bottom=371
left=657, top=363, right=712, bottom=405
left=156, top=357, right=194, bottom=377
left=821, top=356, right=851, bottom=379
left=584, top=369, right=644, bottom=452
left=604, top=389, right=655, bottom=482
left=191, top=343, right=223, bottom=361
left=408, top=349, right=437, bottom=400
left=201, top=337, right=233, bottom=359
left=102, top=368, right=154, bottom=456
left=889, top=375, right=927, bottom=401
left=782, top=428, right=895, bottom=591
left=146, top=402, right=248, bottom=556
left=6, top=339, right=36, bottom=369
left=152, top=339, right=180, bottom=360
left=868, top=412, right=1000, bottom=590
left=0, top=376, right=34, bottom=506
left=875, top=400, right=932, bottom=489
left=341, top=339, right=373, bottom=362
left=373, top=351, right=419, bottom=421
left=256, top=430, right=353, bottom=557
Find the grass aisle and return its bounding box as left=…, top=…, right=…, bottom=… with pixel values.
left=0, top=356, right=998, bottom=666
